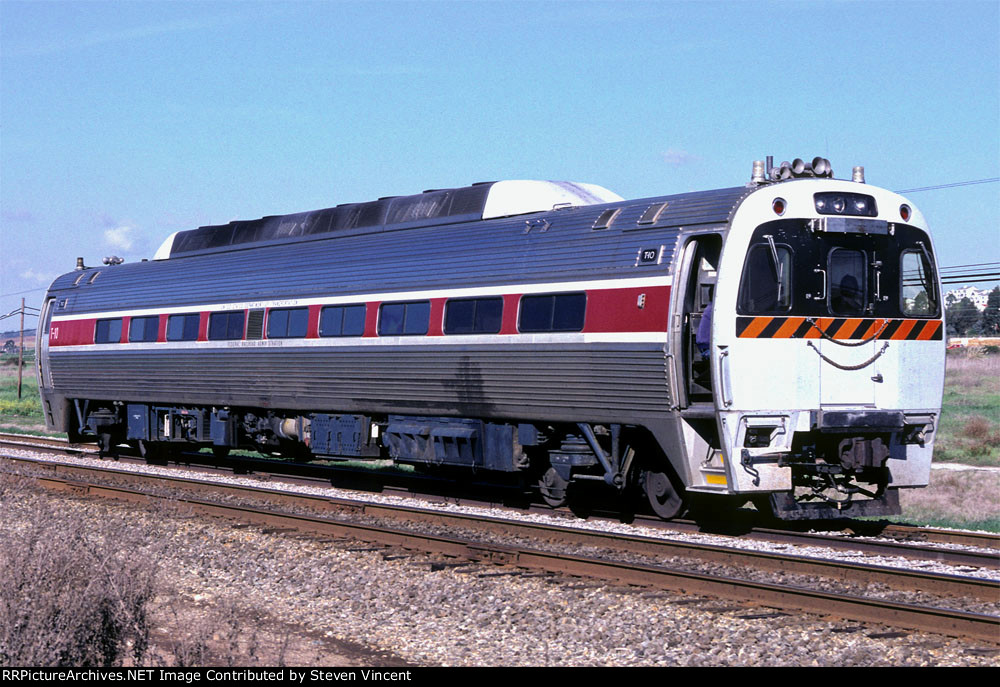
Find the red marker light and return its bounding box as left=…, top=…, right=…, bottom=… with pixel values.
left=900, top=204, right=911, bottom=221
left=772, top=198, right=786, bottom=215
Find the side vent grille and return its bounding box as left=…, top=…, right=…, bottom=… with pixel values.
left=246, top=309, right=265, bottom=340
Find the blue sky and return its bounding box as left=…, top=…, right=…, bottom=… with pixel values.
left=2, top=0, right=998, bottom=325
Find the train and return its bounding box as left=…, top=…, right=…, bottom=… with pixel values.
left=35, top=157, right=945, bottom=520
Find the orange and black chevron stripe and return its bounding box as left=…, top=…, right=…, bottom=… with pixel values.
left=735, top=316, right=943, bottom=340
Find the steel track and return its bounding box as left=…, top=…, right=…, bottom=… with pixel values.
left=2, top=431, right=997, bottom=561
left=2, top=448, right=998, bottom=644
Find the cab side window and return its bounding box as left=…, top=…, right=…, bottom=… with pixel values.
left=901, top=250, right=938, bottom=316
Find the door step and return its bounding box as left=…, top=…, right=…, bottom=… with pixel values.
left=693, top=447, right=728, bottom=491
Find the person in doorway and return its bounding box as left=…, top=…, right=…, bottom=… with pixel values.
left=832, top=274, right=863, bottom=314
left=696, top=301, right=713, bottom=357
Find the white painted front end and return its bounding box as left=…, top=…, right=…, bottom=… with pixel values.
left=707, top=179, right=944, bottom=495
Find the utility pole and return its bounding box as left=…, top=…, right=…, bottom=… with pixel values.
left=3, top=300, right=39, bottom=399
left=17, top=297, right=25, bottom=399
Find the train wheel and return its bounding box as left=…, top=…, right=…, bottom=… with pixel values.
left=538, top=467, right=569, bottom=508
left=642, top=469, right=685, bottom=520
left=98, top=432, right=121, bottom=460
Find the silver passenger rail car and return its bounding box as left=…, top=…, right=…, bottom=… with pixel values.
left=36, top=159, right=945, bottom=520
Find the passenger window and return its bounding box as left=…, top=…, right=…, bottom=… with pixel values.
left=518, top=293, right=586, bottom=332
left=128, top=316, right=159, bottom=343
left=829, top=249, right=866, bottom=315
left=95, top=318, right=123, bottom=344
left=378, top=301, right=430, bottom=336
left=901, top=250, right=938, bottom=316
left=319, top=304, right=366, bottom=337
left=167, top=313, right=201, bottom=341
left=738, top=244, right=792, bottom=314
left=444, top=297, right=503, bottom=334
left=267, top=307, right=309, bottom=338
left=208, top=311, right=245, bottom=340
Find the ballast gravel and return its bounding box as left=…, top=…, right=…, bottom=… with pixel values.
left=2, top=471, right=998, bottom=666
left=9, top=445, right=1000, bottom=565
left=5, top=447, right=1000, bottom=618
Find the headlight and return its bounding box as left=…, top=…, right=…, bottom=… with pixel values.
left=814, top=192, right=878, bottom=217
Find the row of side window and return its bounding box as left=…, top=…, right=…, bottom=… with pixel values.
left=92, top=293, right=588, bottom=343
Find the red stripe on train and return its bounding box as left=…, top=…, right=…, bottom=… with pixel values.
left=48, top=284, right=673, bottom=346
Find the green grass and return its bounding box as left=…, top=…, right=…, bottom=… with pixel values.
left=0, top=425, right=58, bottom=437
left=0, top=360, right=44, bottom=422
left=934, top=350, right=1000, bottom=467
left=888, top=515, right=1000, bottom=532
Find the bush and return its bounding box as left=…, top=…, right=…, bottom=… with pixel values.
left=0, top=478, right=158, bottom=666
left=962, top=415, right=992, bottom=440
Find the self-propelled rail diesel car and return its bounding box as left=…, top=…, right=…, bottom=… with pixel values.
left=36, top=158, right=945, bottom=520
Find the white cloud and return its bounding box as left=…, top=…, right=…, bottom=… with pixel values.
left=662, top=149, right=700, bottom=167
left=19, top=268, right=56, bottom=285
left=104, top=226, right=135, bottom=252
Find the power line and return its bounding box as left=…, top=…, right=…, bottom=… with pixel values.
left=0, top=286, right=48, bottom=298
left=0, top=311, right=38, bottom=321
left=938, top=261, right=1000, bottom=286
left=939, top=261, right=1000, bottom=272
left=941, top=277, right=1000, bottom=285
left=896, top=177, right=1000, bottom=194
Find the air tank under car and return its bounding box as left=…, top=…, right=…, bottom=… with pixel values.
left=35, top=160, right=945, bottom=521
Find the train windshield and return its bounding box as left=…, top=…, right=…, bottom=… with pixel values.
left=738, top=243, right=791, bottom=313
left=738, top=219, right=939, bottom=318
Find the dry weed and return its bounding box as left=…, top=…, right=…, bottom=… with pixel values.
left=899, top=470, right=1000, bottom=528
left=0, top=478, right=160, bottom=666
left=962, top=415, right=992, bottom=440
left=945, top=350, right=1000, bottom=389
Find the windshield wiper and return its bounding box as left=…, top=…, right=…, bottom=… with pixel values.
left=915, top=240, right=937, bottom=306
left=763, top=234, right=784, bottom=305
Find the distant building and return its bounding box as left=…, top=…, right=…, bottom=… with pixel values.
left=945, top=285, right=990, bottom=311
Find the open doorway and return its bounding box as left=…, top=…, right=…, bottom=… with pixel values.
left=674, top=234, right=722, bottom=405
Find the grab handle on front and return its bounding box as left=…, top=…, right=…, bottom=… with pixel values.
left=718, top=347, right=733, bottom=407
left=813, top=267, right=827, bottom=301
